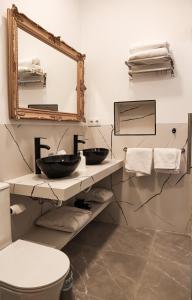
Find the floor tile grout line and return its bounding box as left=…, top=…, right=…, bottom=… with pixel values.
left=147, top=261, right=190, bottom=291
left=133, top=231, right=157, bottom=299
left=135, top=231, right=191, bottom=296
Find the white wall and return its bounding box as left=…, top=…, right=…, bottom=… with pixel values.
left=80, top=0, right=192, bottom=124
left=1, top=0, right=192, bottom=124
left=0, top=0, right=80, bottom=123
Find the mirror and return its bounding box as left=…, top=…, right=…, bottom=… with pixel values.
left=7, top=5, right=86, bottom=121
left=114, top=100, right=156, bottom=135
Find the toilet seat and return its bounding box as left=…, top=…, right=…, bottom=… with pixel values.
left=0, top=239, right=70, bottom=293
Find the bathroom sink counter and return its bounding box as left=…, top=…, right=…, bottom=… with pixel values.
left=7, top=160, right=123, bottom=202
left=7, top=160, right=123, bottom=249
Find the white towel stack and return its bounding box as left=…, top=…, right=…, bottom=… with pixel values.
left=125, top=148, right=153, bottom=176
left=129, top=41, right=169, bottom=54
left=129, top=47, right=169, bottom=61
left=18, top=57, right=44, bottom=77
left=128, top=41, right=169, bottom=61
left=154, top=148, right=182, bottom=174
left=127, top=41, right=172, bottom=76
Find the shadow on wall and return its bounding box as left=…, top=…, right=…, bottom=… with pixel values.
left=128, top=70, right=183, bottom=99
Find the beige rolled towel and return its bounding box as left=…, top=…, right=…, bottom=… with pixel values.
left=85, top=188, right=114, bottom=203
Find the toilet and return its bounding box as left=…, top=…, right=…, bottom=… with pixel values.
left=0, top=182, right=70, bottom=300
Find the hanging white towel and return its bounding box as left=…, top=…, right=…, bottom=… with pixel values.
left=125, top=148, right=153, bottom=176
left=129, top=41, right=169, bottom=54
left=154, top=148, right=181, bottom=173
left=128, top=47, right=169, bottom=61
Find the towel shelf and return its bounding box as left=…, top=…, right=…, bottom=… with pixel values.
left=128, top=66, right=174, bottom=76
left=22, top=200, right=113, bottom=249
left=18, top=73, right=47, bottom=87
left=125, top=55, right=174, bottom=79
left=126, top=55, right=174, bottom=66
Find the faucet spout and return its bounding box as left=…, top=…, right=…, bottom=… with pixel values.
left=73, top=135, right=86, bottom=155
left=40, top=144, right=51, bottom=150
left=78, top=140, right=86, bottom=144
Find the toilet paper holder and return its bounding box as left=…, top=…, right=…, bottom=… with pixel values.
left=10, top=204, right=26, bottom=215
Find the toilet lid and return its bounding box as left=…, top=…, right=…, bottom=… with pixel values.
left=0, top=240, right=70, bottom=290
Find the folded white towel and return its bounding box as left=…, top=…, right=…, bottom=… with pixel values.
left=36, top=206, right=92, bottom=232
left=154, top=148, right=181, bottom=172
left=84, top=188, right=114, bottom=203
left=128, top=47, right=169, bottom=61
left=19, top=57, right=40, bottom=66
left=125, top=148, right=153, bottom=176
left=130, top=41, right=169, bottom=54
left=18, top=64, right=43, bottom=74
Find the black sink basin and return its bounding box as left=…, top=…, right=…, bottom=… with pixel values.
left=83, top=148, right=109, bottom=165
left=36, top=155, right=81, bottom=179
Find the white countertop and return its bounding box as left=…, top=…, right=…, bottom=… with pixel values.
left=7, top=160, right=123, bottom=202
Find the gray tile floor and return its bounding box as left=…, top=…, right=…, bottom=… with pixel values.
left=64, top=222, right=192, bottom=300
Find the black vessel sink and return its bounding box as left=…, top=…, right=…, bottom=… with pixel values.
left=36, top=155, right=81, bottom=179
left=83, top=148, right=109, bottom=165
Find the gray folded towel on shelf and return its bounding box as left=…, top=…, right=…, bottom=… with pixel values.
left=36, top=206, right=92, bottom=232
left=84, top=188, right=114, bottom=203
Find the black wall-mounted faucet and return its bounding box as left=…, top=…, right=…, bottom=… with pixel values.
left=73, top=135, right=86, bottom=155
left=34, top=137, right=50, bottom=174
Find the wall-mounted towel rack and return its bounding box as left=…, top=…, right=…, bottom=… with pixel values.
left=123, top=147, right=185, bottom=153
left=125, top=56, right=174, bottom=79
left=18, top=73, right=47, bottom=87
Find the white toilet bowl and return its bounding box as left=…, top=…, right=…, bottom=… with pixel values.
left=0, top=182, right=70, bottom=300
left=0, top=239, right=70, bottom=300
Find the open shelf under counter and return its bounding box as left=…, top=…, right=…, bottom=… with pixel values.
left=22, top=199, right=113, bottom=249
left=7, top=160, right=123, bottom=202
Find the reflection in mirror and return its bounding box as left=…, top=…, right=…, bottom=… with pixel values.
left=18, top=28, right=77, bottom=113
left=7, top=5, right=85, bottom=121
left=114, top=100, right=156, bottom=135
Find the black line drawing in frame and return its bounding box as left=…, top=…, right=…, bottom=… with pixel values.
left=114, top=100, right=156, bottom=136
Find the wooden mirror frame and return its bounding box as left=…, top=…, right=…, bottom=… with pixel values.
left=7, top=5, right=86, bottom=122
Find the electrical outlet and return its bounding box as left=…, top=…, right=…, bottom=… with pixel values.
left=87, top=119, right=101, bottom=127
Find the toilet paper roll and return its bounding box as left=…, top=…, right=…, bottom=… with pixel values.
left=10, top=204, right=26, bottom=215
